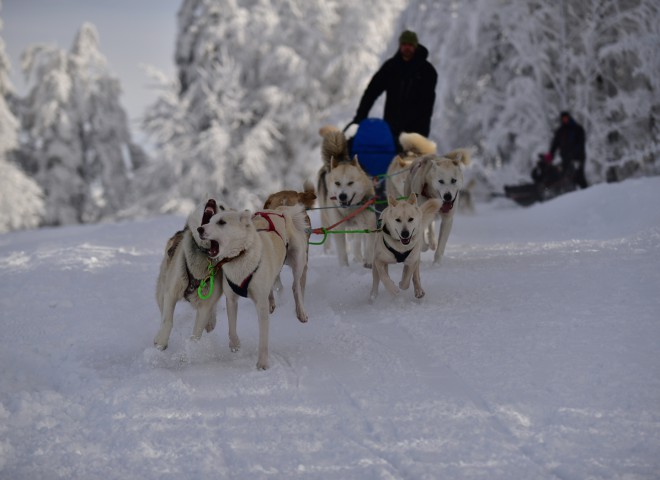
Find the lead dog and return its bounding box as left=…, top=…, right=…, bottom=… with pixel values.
left=370, top=194, right=441, bottom=302
left=404, top=146, right=472, bottom=264
left=197, top=205, right=309, bottom=370
left=154, top=198, right=228, bottom=350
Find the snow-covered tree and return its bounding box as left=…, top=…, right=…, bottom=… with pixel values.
left=0, top=0, right=44, bottom=233
left=19, top=23, right=141, bottom=225
left=139, top=0, right=406, bottom=213
left=402, top=0, right=659, bottom=186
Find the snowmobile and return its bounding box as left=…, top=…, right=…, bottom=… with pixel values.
left=503, top=154, right=576, bottom=206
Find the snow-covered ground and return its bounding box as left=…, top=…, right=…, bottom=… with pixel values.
left=1, top=177, right=659, bottom=479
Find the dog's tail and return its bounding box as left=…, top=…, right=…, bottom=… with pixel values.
left=399, top=132, right=437, bottom=156
left=299, top=179, right=317, bottom=210
left=444, top=147, right=473, bottom=167
left=282, top=204, right=309, bottom=235
left=320, top=126, right=350, bottom=166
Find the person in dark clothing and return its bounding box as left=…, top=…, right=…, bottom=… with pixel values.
left=545, top=111, right=588, bottom=189
left=347, top=30, right=438, bottom=150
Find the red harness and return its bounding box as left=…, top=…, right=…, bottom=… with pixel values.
left=253, top=212, right=285, bottom=242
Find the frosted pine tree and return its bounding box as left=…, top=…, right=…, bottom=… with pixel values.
left=20, top=23, right=140, bottom=225
left=408, top=0, right=659, bottom=187
left=140, top=0, right=405, bottom=212
left=0, top=0, right=44, bottom=232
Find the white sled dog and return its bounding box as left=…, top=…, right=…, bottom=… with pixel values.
left=197, top=205, right=309, bottom=370
left=370, top=194, right=441, bottom=302
left=404, top=145, right=472, bottom=264
left=385, top=132, right=437, bottom=201
left=154, top=198, right=228, bottom=350
left=317, top=126, right=376, bottom=267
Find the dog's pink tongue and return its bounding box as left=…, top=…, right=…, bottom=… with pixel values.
left=401, top=237, right=411, bottom=246
left=440, top=202, right=453, bottom=214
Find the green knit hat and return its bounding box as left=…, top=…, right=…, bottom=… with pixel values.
left=399, top=30, right=418, bottom=47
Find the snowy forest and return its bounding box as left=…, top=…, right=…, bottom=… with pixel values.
left=1, top=0, right=659, bottom=232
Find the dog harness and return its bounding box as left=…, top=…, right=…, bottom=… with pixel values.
left=253, top=211, right=285, bottom=243
left=226, top=262, right=260, bottom=298
left=381, top=225, right=413, bottom=263
left=223, top=212, right=288, bottom=298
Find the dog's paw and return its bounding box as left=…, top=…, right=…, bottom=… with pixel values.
left=297, top=310, right=309, bottom=323
left=154, top=342, right=167, bottom=351
left=385, top=285, right=400, bottom=296
left=256, top=360, right=269, bottom=370
left=229, top=336, right=241, bottom=352
left=414, top=288, right=426, bottom=299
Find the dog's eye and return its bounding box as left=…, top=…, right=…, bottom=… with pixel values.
left=395, top=218, right=401, bottom=223
left=335, top=181, right=341, bottom=186
left=217, top=219, right=226, bottom=226
left=408, top=218, right=414, bottom=222
left=219, top=205, right=225, bottom=211
left=451, top=178, right=457, bottom=184
left=347, top=181, right=354, bottom=186
left=438, top=179, right=445, bottom=184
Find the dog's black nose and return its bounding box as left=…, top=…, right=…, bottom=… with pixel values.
left=338, top=193, right=347, bottom=202
left=401, top=229, right=410, bottom=239
left=443, top=193, right=453, bottom=202
left=197, top=226, right=205, bottom=235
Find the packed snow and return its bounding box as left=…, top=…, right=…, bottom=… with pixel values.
left=1, top=177, right=659, bottom=479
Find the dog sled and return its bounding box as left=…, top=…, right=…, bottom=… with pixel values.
left=502, top=154, right=576, bottom=206
left=349, top=118, right=397, bottom=212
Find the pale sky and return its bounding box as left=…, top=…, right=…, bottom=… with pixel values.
left=2, top=0, right=181, bottom=142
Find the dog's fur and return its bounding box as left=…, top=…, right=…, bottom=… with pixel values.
left=197, top=205, right=309, bottom=370
left=370, top=194, right=441, bottom=301
left=263, top=179, right=317, bottom=211
left=385, top=133, right=437, bottom=201
left=404, top=146, right=472, bottom=264
left=154, top=198, right=228, bottom=350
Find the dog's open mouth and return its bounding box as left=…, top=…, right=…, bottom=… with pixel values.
left=202, top=199, right=217, bottom=225
left=440, top=201, right=454, bottom=214
left=201, top=199, right=220, bottom=257
left=208, top=240, right=219, bottom=258
left=400, top=237, right=411, bottom=246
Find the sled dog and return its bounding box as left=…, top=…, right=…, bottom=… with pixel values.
left=316, top=126, right=351, bottom=253
left=385, top=132, right=437, bottom=201
left=404, top=146, right=472, bottom=264
left=263, top=180, right=316, bottom=298
left=370, top=194, right=441, bottom=301
left=154, top=198, right=228, bottom=350
left=197, top=205, right=309, bottom=370
left=323, top=155, right=377, bottom=267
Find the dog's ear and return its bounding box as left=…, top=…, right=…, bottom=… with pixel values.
left=445, top=148, right=473, bottom=167
left=407, top=193, right=417, bottom=205
left=388, top=195, right=398, bottom=207
left=351, top=154, right=359, bottom=166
